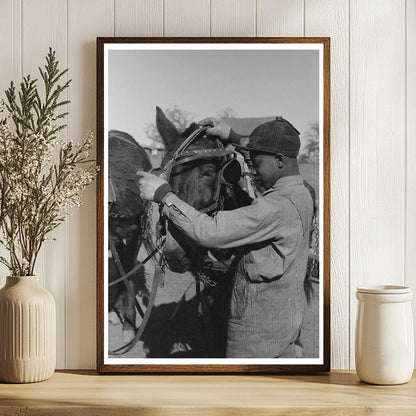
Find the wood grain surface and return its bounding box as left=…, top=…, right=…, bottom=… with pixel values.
left=0, top=370, right=415, bottom=415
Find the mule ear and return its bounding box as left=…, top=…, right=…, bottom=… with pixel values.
left=156, top=106, right=181, bottom=151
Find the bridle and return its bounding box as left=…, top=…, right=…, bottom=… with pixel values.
left=163, top=126, right=242, bottom=214
left=160, top=125, right=243, bottom=276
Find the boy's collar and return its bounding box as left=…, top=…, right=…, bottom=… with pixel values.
left=262, top=175, right=303, bottom=195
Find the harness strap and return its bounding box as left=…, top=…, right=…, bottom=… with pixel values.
left=108, top=237, right=139, bottom=312
left=122, top=315, right=138, bottom=332
left=172, top=149, right=235, bottom=165
left=109, top=264, right=164, bottom=355
left=108, top=240, right=163, bottom=287
left=108, top=237, right=144, bottom=318
left=173, top=126, right=209, bottom=158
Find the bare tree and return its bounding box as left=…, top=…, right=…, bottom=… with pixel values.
left=145, top=105, right=195, bottom=143
left=300, top=122, right=319, bottom=163
left=216, top=107, right=238, bottom=119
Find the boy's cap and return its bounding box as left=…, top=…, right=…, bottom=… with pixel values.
left=241, top=116, right=301, bottom=157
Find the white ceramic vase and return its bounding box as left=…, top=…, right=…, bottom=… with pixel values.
left=355, top=285, right=414, bottom=385
left=0, top=276, right=56, bottom=383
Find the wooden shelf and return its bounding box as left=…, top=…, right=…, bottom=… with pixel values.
left=0, top=370, right=415, bottom=415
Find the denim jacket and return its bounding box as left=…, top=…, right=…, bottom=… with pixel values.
left=163, top=175, right=313, bottom=357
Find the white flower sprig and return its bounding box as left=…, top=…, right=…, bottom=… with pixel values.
left=0, top=48, right=97, bottom=276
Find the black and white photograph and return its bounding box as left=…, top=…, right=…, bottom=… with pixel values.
left=97, top=38, right=330, bottom=373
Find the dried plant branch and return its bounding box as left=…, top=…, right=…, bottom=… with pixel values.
left=0, top=48, right=97, bottom=276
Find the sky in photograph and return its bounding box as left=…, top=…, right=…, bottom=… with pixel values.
left=108, top=49, right=319, bottom=147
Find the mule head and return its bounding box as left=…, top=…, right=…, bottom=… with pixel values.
left=156, top=106, right=225, bottom=273
left=164, top=152, right=222, bottom=272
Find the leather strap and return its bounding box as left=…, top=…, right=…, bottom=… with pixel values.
left=109, top=264, right=164, bottom=356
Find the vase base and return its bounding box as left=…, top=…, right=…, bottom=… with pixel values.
left=0, top=358, right=55, bottom=384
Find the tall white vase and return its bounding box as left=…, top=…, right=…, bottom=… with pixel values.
left=0, top=276, right=56, bottom=383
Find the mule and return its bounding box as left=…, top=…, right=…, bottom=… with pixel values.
left=108, top=129, right=151, bottom=343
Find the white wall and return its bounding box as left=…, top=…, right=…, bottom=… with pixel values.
left=0, top=0, right=414, bottom=370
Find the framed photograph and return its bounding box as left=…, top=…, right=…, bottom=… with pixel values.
left=97, top=37, right=330, bottom=373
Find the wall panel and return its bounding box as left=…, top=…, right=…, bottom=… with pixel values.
left=305, top=0, right=350, bottom=370
left=211, top=0, right=256, bottom=37
left=115, top=0, right=163, bottom=37
left=349, top=0, right=406, bottom=368
left=257, top=0, right=304, bottom=36
left=164, top=0, right=210, bottom=37
left=0, top=0, right=21, bottom=99
left=22, top=0, right=68, bottom=369
left=67, top=0, right=114, bottom=370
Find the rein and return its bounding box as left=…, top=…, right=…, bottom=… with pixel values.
left=108, top=238, right=164, bottom=288
left=108, top=209, right=165, bottom=356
